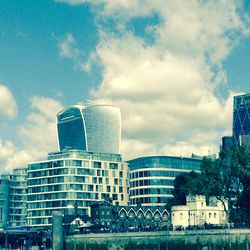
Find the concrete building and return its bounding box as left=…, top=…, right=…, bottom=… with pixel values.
left=8, top=168, right=27, bottom=227
left=171, top=196, right=228, bottom=229
left=0, top=168, right=27, bottom=229
left=27, top=150, right=129, bottom=227
left=0, top=175, right=10, bottom=228
left=128, top=156, right=201, bottom=207
left=57, top=103, right=121, bottom=154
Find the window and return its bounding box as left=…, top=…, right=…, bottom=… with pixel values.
left=93, top=162, right=101, bottom=168
left=110, top=163, right=118, bottom=170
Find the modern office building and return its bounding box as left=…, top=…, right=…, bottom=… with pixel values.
left=233, top=93, right=250, bottom=144
left=128, top=156, right=201, bottom=207
left=0, top=168, right=27, bottom=228
left=221, top=136, right=234, bottom=151
left=57, top=103, right=121, bottom=154
left=239, top=134, right=250, bottom=151
left=27, top=150, right=129, bottom=227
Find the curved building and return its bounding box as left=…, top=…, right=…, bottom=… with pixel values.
left=128, top=156, right=201, bottom=207
left=57, top=103, right=121, bottom=154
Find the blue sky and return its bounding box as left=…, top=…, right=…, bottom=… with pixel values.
left=0, top=0, right=249, bottom=171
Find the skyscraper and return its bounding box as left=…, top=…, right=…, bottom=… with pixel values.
left=57, top=103, right=121, bottom=154
left=233, top=93, right=250, bottom=144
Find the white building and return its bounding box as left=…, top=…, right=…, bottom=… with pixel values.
left=171, top=195, right=228, bottom=228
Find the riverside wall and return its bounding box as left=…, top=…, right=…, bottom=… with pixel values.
left=65, top=229, right=250, bottom=250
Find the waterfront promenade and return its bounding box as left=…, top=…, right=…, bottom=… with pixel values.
left=66, top=229, right=250, bottom=250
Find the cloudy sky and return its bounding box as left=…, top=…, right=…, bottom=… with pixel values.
left=0, top=0, right=250, bottom=171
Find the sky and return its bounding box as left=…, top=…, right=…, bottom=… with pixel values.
left=0, top=0, right=250, bottom=171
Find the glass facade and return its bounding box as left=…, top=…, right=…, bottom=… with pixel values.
left=57, top=107, right=86, bottom=151
left=57, top=103, right=121, bottom=154
left=27, top=150, right=129, bottom=227
left=128, top=156, right=201, bottom=207
left=233, top=93, right=250, bottom=144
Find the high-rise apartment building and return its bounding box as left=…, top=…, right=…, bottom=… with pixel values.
left=57, top=103, right=121, bottom=154
left=233, top=93, right=250, bottom=144
left=128, top=156, right=201, bottom=207
left=27, top=150, right=129, bottom=227
left=0, top=168, right=27, bottom=228
left=0, top=175, right=10, bottom=228
left=9, top=168, right=27, bottom=227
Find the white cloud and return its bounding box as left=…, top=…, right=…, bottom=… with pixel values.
left=0, top=96, right=63, bottom=171
left=18, top=96, right=63, bottom=152
left=0, top=84, right=18, bottom=119
left=58, top=33, right=80, bottom=59
left=56, top=0, right=250, bottom=159
left=0, top=140, right=15, bottom=164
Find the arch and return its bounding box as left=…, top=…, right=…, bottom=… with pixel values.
left=128, top=209, right=136, bottom=219
left=154, top=211, right=161, bottom=220
left=118, top=207, right=128, bottom=218
left=136, top=208, right=145, bottom=217
left=145, top=209, right=153, bottom=220
left=153, top=208, right=162, bottom=217
left=161, top=209, right=170, bottom=221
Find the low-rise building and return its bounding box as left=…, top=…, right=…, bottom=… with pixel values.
left=171, top=195, right=228, bottom=229
left=90, top=201, right=171, bottom=231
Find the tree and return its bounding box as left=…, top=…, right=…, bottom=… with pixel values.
left=218, top=145, right=250, bottom=222
left=172, top=146, right=250, bottom=223
left=172, top=171, right=206, bottom=205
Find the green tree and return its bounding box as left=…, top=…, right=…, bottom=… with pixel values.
left=172, top=171, right=206, bottom=205
left=218, top=145, right=250, bottom=222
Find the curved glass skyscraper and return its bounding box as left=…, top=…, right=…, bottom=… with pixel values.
left=57, top=103, right=121, bottom=154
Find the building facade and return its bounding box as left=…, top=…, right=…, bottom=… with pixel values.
left=221, top=136, right=234, bottom=151
left=27, top=150, right=129, bottom=227
left=0, top=175, right=10, bottom=228
left=233, top=93, right=250, bottom=144
left=171, top=196, right=228, bottom=229
left=128, top=156, right=201, bottom=207
left=90, top=201, right=171, bottom=231
left=57, top=103, right=121, bottom=154
left=9, top=168, right=27, bottom=227
left=0, top=168, right=27, bottom=228
left=239, top=134, right=250, bottom=151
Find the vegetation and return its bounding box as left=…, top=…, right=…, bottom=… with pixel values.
left=172, top=146, right=250, bottom=224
